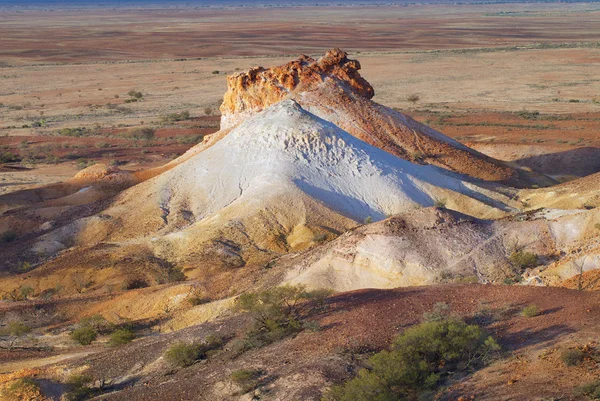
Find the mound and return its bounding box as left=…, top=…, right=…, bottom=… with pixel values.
left=221, top=49, right=553, bottom=188
left=1, top=100, right=521, bottom=294
left=521, top=171, right=600, bottom=210
left=281, top=206, right=600, bottom=291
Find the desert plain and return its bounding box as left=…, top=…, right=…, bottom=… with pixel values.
left=1, top=2, right=600, bottom=401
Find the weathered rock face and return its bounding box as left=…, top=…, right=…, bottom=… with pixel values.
left=219, top=49, right=553, bottom=188
left=220, top=48, right=374, bottom=129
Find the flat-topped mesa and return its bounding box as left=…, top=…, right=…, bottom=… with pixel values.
left=220, top=48, right=373, bottom=129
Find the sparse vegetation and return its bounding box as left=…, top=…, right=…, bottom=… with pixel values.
left=233, top=285, right=332, bottom=353
left=70, top=326, right=98, bottom=345
left=64, top=374, right=94, bottom=401
left=0, top=152, right=20, bottom=163
left=127, top=89, right=143, bottom=99
left=434, top=198, right=447, bottom=208
left=0, top=230, right=17, bottom=243
left=108, top=329, right=136, bottom=346
left=79, top=314, right=113, bottom=334
left=160, top=110, right=190, bottom=122
left=324, top=310, right=500, bottom=401
left=3, top=378, right=41, bottom=399
left=521, top=304, right=539, bottom=318
left=561, top=348, right=585, bottom=367
left=230, top=369, right=263, bottom=393
left=577, top=381, right=600, bottom=400
left=406, top=93, right=420, bottom=104
left=164, top=335, right=224, bottom=367
left=125, top=127, right=155, bottom=141
left=1, top=321, right=31, bottom=350
left=509, top=250, right=539, bottom=269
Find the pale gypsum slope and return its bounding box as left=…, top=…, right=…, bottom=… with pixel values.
left=35, top=100, right=516, bottom=264
left=283, top=206, right=600, bottom=291
left=117, top=99, right=514, bottom=226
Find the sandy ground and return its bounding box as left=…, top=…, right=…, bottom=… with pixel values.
left=1, top=4, right=599, bottom=188
left=1, top=4, right=600, bottom=64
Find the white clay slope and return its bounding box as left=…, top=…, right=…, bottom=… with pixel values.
left=144, top=99, right=514, bottom=226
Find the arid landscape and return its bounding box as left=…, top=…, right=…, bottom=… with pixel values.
left=1, top=2, right=600, bottom=401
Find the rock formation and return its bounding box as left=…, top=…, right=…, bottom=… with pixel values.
left=221, top=49, right=554, bottom=188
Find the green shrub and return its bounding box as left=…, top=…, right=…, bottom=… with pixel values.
left=71, top=326, right=97, bottom=345
left=161, top=110, right=191, bottom=123
left=64, top=374, right=94, bottom=401
left=188, top=295, right=211, bottom=306
left=79, top=314, right=112, bottom=333
left=19, top=285, right=34, bottom=300
left=406, top=94, right=420, bottom=104
left=422, top=302, right=450, bottom=322
left=0, top=230, right=17, bottom=243
left=178, top=134, right=203, bottom=144
left=108, top=329, right=136, bottom=346
left=0, top=152, right=20, bottom=163
left=521, top=304, right=539, bottom=318
left=5, top=378, right=40, bottom=398
left=211, top=70, right=220, bottom=74
left=125, top=127, right=155, bottom=141
left=58, top=127, right=91, bottom=137
left=576, top=381, right=600, bottom=400
left=75, top=158, right=95, bottom=170
left=230, top=369, right=263, bottom=393
left=1, top=321, right=31, bottom=350
left=324, top=316, right=499, bottom=401
left=234, top=285, right=331, bottom=352
left=127, top=90, right=143, bottom=99
left=434, top=198, right=447, bottom=208
left=509, top=251, right=539, bottom=269
left=561, top=348, right=585, bottom=367
left=164, top=336, right=224, bottom=367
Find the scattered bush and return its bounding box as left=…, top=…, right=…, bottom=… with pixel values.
left=422, top=302, right=450, bottom=322
left=521, top=304, right=539, bottom=318
left=122, top=278, right=149, bottom=290
left=164, top=336, right=224, bottom=367
left=127, top=90, right=143, bottom=99
left=19, top=285, right=34, bottom=300
left=0, top=230, right=17, bottom=243
left=434, top=198, right=447, bottom=208
left=516, top=110, right=540, bottom=119
left=108, top=329, right=136, bottom=346
left=0, top=151, right=20, bottom=163
left=161, top=110, right=190, bottom=122
left=4, top=378, right=41, bottom=399
left=177, top=134, right=203, bottom=144
left=188, top=295, right=211, bottom=306
left=125, top=127, right=155, bottom=141
left=561, top=348, right=585, bottom=367
left=230, top=369, right=263, bottom=393
left=75, top=158, right=95, bottom=170
left=234, top=285, right=332, bottom=353
left=509, top=250, right=539, bottom=269
left=80, top=314, right=112, bottom=334
left=211, top=70, right=220, bottom=74
left=71, top=326, right=97, bottom=345
left=1, top=321, right=31, bottom=350
left=577, top=381, right=600, bottom=400
left=324, top=315, right=500, bottom=401
left=58, top=127, right=92, bottom=137
left=406, top=94, right=420, bottom=104
left=64, top=374, right=94, bottom=401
